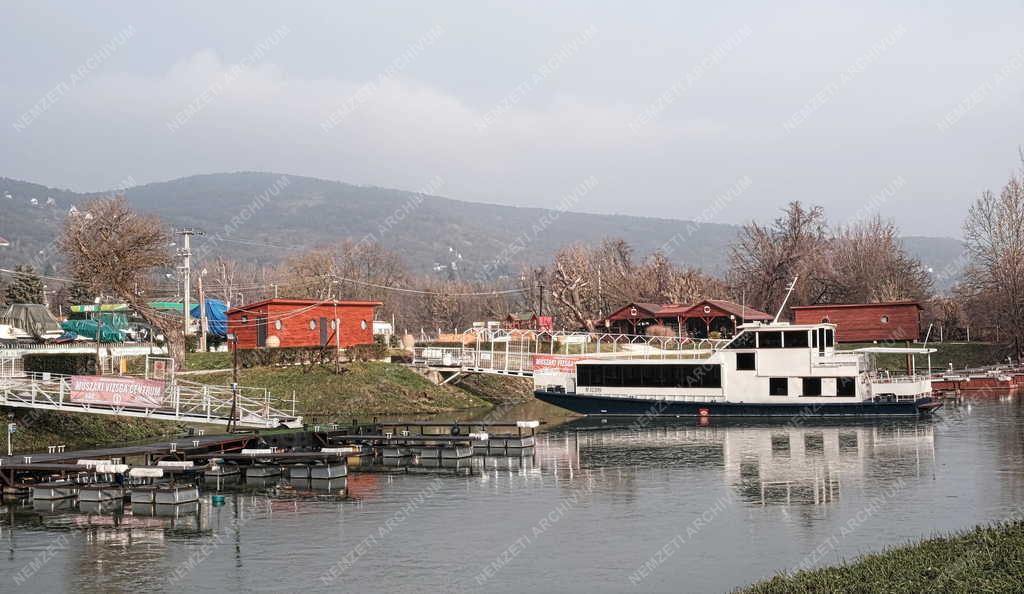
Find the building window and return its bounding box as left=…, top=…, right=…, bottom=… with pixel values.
left=241, top=315, right=248, bottom=324
left=784, top=330, right=809, bottom=348
left=880, top=315, right=890, bottom=324
left=759, top=331, right=783, bottom=349
left=769, top=378, right=788, bottom=396
left=309, top=319, right=317, bottom=330
left=825, top=329, right=835, bottom=347
left=736, top=352, right=756, bottom=371
left=361, top=320, right=368, bottom=330
left=837, top=377, right=857, bottom=396
left=274, top=320, right=283, bottom=331
left=331, top=319, right=338, bottom=330
left=802, top=377, right=822, bottom=396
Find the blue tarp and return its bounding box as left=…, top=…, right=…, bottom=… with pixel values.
left=190, top=298, right=228, bottom=337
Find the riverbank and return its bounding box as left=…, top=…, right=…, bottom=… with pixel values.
left=740, top=520, right=1024, bottom=593
left=199, top=360, right=495, bottom=418
left=0, top=407, right=188, bottom=454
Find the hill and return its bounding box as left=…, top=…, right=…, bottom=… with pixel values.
left=0, top=172, right=966, bottom=288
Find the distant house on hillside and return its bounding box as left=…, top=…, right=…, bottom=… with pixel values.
left=504, top=311, right=553, bottom=331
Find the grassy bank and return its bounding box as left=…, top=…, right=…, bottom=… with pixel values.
left=842, top=341, right=1009, bottom=371
left=740, top=521, right=1024, bottom=593
left=1, top=407, right=187, bottom=454
left=199, top=361, right=491, bottom=418
left=454, top=373, right=535, bottom=403
left=185, top=351, right=232, bottom=370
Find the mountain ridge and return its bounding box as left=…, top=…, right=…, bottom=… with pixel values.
left=0, top=172, right=967, bottom=289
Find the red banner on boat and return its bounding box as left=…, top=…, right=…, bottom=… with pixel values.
left=531, top=355, right=583, bottom=374
left=69, top=376, right=167, bottom=408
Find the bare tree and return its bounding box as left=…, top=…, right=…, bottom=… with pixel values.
left=728, top=201, right=832, bottom=313
left=831, top=216, right=932, bottom=303
left=59, top=197, right=183, bottom=366
left=962, top=161, right=1024, bottom=355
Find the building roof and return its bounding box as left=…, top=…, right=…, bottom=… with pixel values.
left=681, top=299, right=774, bottom=321
left=227, top=298, right=383, bottom=314
left=507, top=311, right=537, bottom=321
left=604, top=302, right=678, bottom=321
left=0, top=235, right=9, bottom=247
left=791, top=301, right=923, bottom=311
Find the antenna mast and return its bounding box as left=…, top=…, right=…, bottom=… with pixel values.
left=773, top=276, right=798, bottom=323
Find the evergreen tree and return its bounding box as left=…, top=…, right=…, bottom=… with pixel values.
left=5, top=264, right=45, bottom=304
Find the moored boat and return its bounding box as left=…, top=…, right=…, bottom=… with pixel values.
left=534, top=319, right=941, bottom=418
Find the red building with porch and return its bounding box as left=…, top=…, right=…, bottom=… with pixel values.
left=791, top=301, right=922, bottom=343
left=227, top=298, right=382, bottom=350
left=602, top=300, right=772, bottom=337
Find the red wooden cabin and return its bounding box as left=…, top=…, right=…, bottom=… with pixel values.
left=791, top=301, right=922, bottom=343
left=227, top=298, right=382, bottom=350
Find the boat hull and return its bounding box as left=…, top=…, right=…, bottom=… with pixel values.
left=534, top=391, right=940, bottom=417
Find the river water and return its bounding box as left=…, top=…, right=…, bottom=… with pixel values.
left=1, top=396, right=1022, bottom=593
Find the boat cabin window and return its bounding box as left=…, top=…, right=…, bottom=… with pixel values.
left=784, top=330, right=809, bottom=348
left=769, top=378, right=788, bottom=396
left=736, top=352, right=756, bottom=370
left=802, top=377, right=822, bottom=396
left=724, top=331, right=756, bottom=349
left=577, top=364, right=722, bottom=389
left=837, top=377, right=856, bottom=396
left=814, top=327, right=835, bottom=353
left=758, top=331, right=783, bottom=349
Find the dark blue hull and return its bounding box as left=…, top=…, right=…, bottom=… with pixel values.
left=534, top=391, right=941, bottom=417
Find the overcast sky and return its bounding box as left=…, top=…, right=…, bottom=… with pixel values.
left=3, top=1, right=1023, bottom=237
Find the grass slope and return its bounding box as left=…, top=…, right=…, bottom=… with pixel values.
left=200, top=361, right=489, bottom=418
left=2, top=407, right=186, bottom=454
left=740, top=521, right=1024, bottom=593
left=841, top=341, right=1009, bottom=371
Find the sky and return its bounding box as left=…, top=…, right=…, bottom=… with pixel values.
left=2, top=1, right=1023, bottom=238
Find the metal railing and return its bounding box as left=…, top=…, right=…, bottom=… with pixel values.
left=413, top=330, right=730, bottom=376
left=0, top=372, right=300, bottom=428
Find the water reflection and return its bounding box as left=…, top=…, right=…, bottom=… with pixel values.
left=550, top=417, right=935, bottom=506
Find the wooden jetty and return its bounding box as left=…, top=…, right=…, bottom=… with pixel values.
left=0, top=418, right=542, bottom=497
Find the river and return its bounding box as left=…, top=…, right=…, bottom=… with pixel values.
left=1, top=396, right=1022, bottom=593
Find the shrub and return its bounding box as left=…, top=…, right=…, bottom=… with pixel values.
left=23, top=353, right=97, bottom=375
left=348, top=342, right=388, bottom=361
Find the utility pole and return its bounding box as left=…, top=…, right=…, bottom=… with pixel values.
left=198, top=269, right=208, bottom=352
left=537, top=271, right=545, bottom=317
left=176, top=228, right=204, bottom=346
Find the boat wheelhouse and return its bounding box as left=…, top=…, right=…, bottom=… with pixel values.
left=534, top=321, right=941, bottom=418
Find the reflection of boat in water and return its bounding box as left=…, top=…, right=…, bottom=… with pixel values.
left=550, top=417, right=935, bottom=504
left=724, top=423, right=934, bottom=505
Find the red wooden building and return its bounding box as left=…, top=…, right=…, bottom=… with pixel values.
left=601, top=300, right=772, bottom=337
left=791, top=301, right=922, bottom=343
left=227, top=298, right=382, bottom=350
